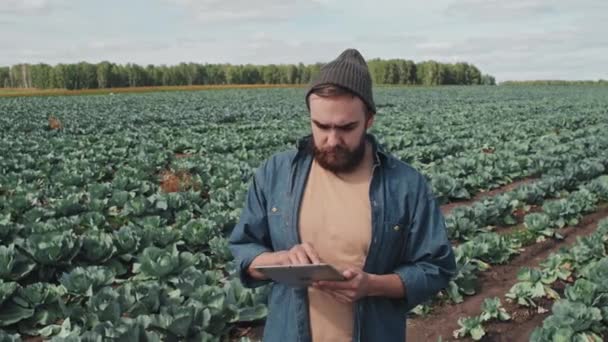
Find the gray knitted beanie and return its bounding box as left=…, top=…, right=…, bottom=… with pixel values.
left=305, top=48, right=376, bottom=114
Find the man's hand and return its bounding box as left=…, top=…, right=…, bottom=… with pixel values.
left=313, top=268, right=406, bottom=302
left=247, top=243, right=322, bottom=280
left=313, top=268, right=371, bottom=303
left=279, top=242, right=322, bottom=265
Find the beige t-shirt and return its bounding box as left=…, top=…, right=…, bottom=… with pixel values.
left=298, top=155, right=373, bottom=342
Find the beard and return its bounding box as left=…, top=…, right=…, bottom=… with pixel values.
left=309, top=134, right=367, bottom=173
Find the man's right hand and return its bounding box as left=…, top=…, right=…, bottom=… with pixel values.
left=278, top=242, right=322, bottom=265
left=247, top=242, right=322, bottom=280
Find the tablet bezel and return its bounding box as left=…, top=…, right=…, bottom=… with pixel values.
left=254, top=263, right=346, bottom=287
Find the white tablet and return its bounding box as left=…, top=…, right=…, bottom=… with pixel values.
left=254, top=263, right=346, bottom=287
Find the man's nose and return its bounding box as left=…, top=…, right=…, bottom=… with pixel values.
left=326, top=130, right=341, bottom=148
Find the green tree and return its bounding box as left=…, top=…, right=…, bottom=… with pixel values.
left=30, top=63, right=53, bottom=88
left=417, top=61, right=444, bottom=86
left=481, top=74, right=496, bottom=85
left=96, top=62, right=113, bottom=88
left=78, top=62, right=98, bottom=89
left=0, top=58, right=494, bottom=89
left=0, top=66, right=10, bottom=87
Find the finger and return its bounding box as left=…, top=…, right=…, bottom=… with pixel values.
left=278, top=251, right=290, bottom=265
left=287, top=247, right=307, bottom=265
left=338, top=290, right=357, bottom=300
left=320, top=289, right=344, bottom=302
left=302, top=243, right=321, bottom=264
left=294, top=249, right=311, bottom=264
left=325, top=290, right=352, bottom=303
left=343, top=269, right=359, bottom=280
left=288, top=252, right=300, bottom=265
left=317, top=280, right=354, bottom=291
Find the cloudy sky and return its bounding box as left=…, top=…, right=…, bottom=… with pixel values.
left=1, top=0, right=606, bottom=82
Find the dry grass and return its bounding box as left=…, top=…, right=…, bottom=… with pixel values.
left=159, top=169, right=201, bottom=193
left=48, top=116, right=63, bottom=130
left=0, top=84, right=305, bottom=98
left=0, top=88, right=40, bottom=93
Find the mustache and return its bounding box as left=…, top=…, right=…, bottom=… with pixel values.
left=317, top=145, right=349, bottom=154
left=307, top=137, right=367, bottom=173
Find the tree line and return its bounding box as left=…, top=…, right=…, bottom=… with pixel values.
left=0, top=59, right=496, bottom=90
left=500, top=80, right=607, bottom=86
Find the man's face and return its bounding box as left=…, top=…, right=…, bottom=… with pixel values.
left=308, top=93, right=374, bottom=173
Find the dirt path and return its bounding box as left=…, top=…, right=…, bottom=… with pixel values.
left=406, top=205, right=608, bottom=342
left=481, top=297, right=553, bottom=342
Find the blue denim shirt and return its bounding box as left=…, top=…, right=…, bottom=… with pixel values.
left=228, top=133, right=456, bottom=342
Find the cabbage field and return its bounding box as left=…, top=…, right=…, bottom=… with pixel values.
left=1, top=85, right=608, bottom=341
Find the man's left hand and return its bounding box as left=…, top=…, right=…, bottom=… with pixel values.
left=313, top=268, right=371, bottom=303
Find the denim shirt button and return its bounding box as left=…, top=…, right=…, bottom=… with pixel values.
left=393, top=225, right=400, bottom=231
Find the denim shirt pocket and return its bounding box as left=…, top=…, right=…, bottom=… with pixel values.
left=267, top=203, right=288, bottom=250
left=384, top=219, right=410, bottom=265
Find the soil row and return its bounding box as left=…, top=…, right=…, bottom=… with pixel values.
left=406, top=205, right=608, bottom=341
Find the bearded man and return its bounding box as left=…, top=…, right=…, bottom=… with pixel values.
left=229, top=48, right=456, bottom=342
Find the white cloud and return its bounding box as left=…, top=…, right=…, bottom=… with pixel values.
left=0, top=0, right=48, bottom=13
left=164, top=0, right=322, bottom=23
left=445, top=0, right=608, bottom=24
left=0, top=0, right=67, bottom=15
left=355, top=33, right=426, bottom=47
left=445, top=0, right=554, bottom=20
left=417, top=25, right=607, bottom=60
left=0, top=0, right=68, bottom=24
left=405, top=26, right=608, bottom=81
left=1, top=0, right=607, bottom=81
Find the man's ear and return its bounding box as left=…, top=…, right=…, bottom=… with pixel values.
left=365, top=113, right=375, bottom=129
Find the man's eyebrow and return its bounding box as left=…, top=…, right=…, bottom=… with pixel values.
left=312, top=120, right=358, bottom=128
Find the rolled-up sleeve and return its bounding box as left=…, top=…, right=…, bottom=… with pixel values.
left=228, top=163, right=273, bottom=288
left=394, top=185, right=457, bottom=312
